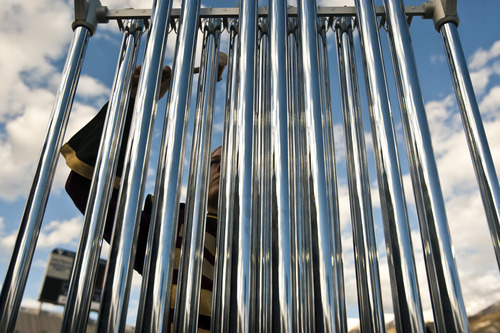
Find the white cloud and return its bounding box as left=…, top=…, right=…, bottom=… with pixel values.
left=430, top=54, right=446, bottom=65
left=479, top=85, right=500, bottom=116
left=0, top=0, right=73, bottom=119
left=38, top=216, right=83, bottom=248
left=0, top=99, right=105, bottom=200
left=469, top=40, right=500, bottom=71
left=0, top=216, right=81, bottom=265
left=468, top=41, right=500, bottom=96
left=76, top=75, right=110, bottom=100
left=0, top=0, right=111, bottom=200
left=419, top=42, right=500, bottom=316
left=0, top=216, right=83, bottom=251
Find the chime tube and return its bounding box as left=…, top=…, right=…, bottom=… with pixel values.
left=335, top=17, right=385, bottom=333
left=253, top=18, right=272, bottom=331
left=0, top=26, right=90, bottom=333
left=290, top=17, right=316, bottom=333
left=384, top=1, right=469, bottom=331
left=440, top=22, right=500, bottom=270
left=173, top=18, right=221, bottom=332
left=287, top=22, right=307, bottom=332
left=269, top=0, right=294, bottom=329
left=261, top=35, right=273, bottom=331
left=353, top=0, right=425, bottom=331
left=297, top=0, right=344, bottom=331
left=136, top=0, right=201, bottom=330
left=61, top=19, right=143, bottom=333
left=231, top=0, right=257, bottom=329
left=97, top=0, right=173, bottom=330
left=317, top=18, right=348, bottom=333
left=211, top=20, right=238, bottom=333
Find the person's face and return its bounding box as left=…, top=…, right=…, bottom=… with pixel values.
left=207, top=147, right=221, bottom=214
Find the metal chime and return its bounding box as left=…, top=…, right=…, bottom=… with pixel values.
left=1, top=0, right=499, bottom=332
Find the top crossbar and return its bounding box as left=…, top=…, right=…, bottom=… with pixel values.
left=97, top=5, right=429, bottom=22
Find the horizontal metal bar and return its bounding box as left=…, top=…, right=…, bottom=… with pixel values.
left=98, top=5, right=428, bottom=22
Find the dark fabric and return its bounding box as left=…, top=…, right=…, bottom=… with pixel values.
left=66, top=170, right=216, bottom=330
left=65, top=170, right=152, bottom=273
left=65, top=98, right=135, bottom=179
left=63, top=98, right=216, bottom=330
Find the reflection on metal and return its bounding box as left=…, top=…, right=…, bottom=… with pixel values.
left=335, top=17, right=385, bottom=333
left=353, top=0, right=425, bottom=330
left=5, top=3, right=498, bottom=333
left=383, top=0, right=469, bottom=331
left=173, top=17, right=221, bottom=332
left=61, top=19, right=144, bottom=333
left=212, top=18, right=238, bottom=333
left=0, top=25, right=90, bottom=333
left=441, top=22, right=500, bottom=273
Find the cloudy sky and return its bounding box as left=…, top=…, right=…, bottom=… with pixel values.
left=1, top=0, right=499, bottom=329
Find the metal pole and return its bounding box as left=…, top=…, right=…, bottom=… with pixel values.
left=253, top=18, right=272, bottom=332
left=136, top=0, right=201, bottom=330
left=353, top=0, right=425, bottom=331
left=231, top=0, right=257, bottom=330
left=317, top=18, right=348, bottom=333
left=97, top=0, right=173, bottom=330
left=287, top=20, right=301, bottom=332
left=172, top=18, right=221, bottom=332
left=0, top=26, right=90, bottom=333
left=335, top=17, right=385, bottom=333
left=440, top=22, right=500, bottom=271
left=211, top=19, right=238, bottom=333
left=61, top=19, right=143, bottom=333
left=290, top=16, right=316, bottom=333
left=261, top=28, right=272, bottom=332
left=384, top=1, right=469, bottom=331
left=297, top=0, right=345, bottom=331
left=269, top=0, right=293, bottom=329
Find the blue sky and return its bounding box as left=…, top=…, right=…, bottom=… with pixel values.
left=1, top=0, right=500, bottom=329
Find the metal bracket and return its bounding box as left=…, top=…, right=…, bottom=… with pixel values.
left=72, top=0, right=101, bottom=35
left=422, top=0, right=459, bottom=31
left=90, top=2, right=457, bottom=34
left=98, top=5, right=428, bottom=21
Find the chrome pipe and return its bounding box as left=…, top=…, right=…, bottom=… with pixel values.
left=0, top=26, right=90, bottom=333
left=211, top=19, right=238, bottom=333
left=261, top=38, right=273, bottom=331
left=231, top=0, right=257, bottom=329
left=269, top=0, right=294, bottom=328
left=384, top=1, right=469, bottom=331
left=61, top=19, right=144, bottom=333
left=441, top=22, right=500, bottom=271
left=253, top=18, right=272, bottom=332
left=173, top=18, right=221, bottom=332
left=290, top=17, right=316, bottom=332
left=287, top=20, right=309, bottom=332
left=335, top=17, right=385, bottom=333
left=97, top=0, right=174, bottom=330
left=297, top=0, right=345, bottom=331
left=136, top=0, right=201, bottom=330
left=317, top=18, right=348, bottom=333
left=353, top=0, right=425, bottom=331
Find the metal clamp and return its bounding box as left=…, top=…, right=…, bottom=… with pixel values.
left=423, top=0, right=459, bottom=31
left=72, top=0, right=101, bottom=35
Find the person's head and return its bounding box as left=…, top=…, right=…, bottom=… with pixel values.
left=130, top=65, right=172, bottom=99
left=207, top=146, right=221, bottom=215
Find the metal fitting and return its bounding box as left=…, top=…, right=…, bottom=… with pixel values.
left=423, top=0, right=459, bottom=31
left=72, top=0, right=102, bottom=35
